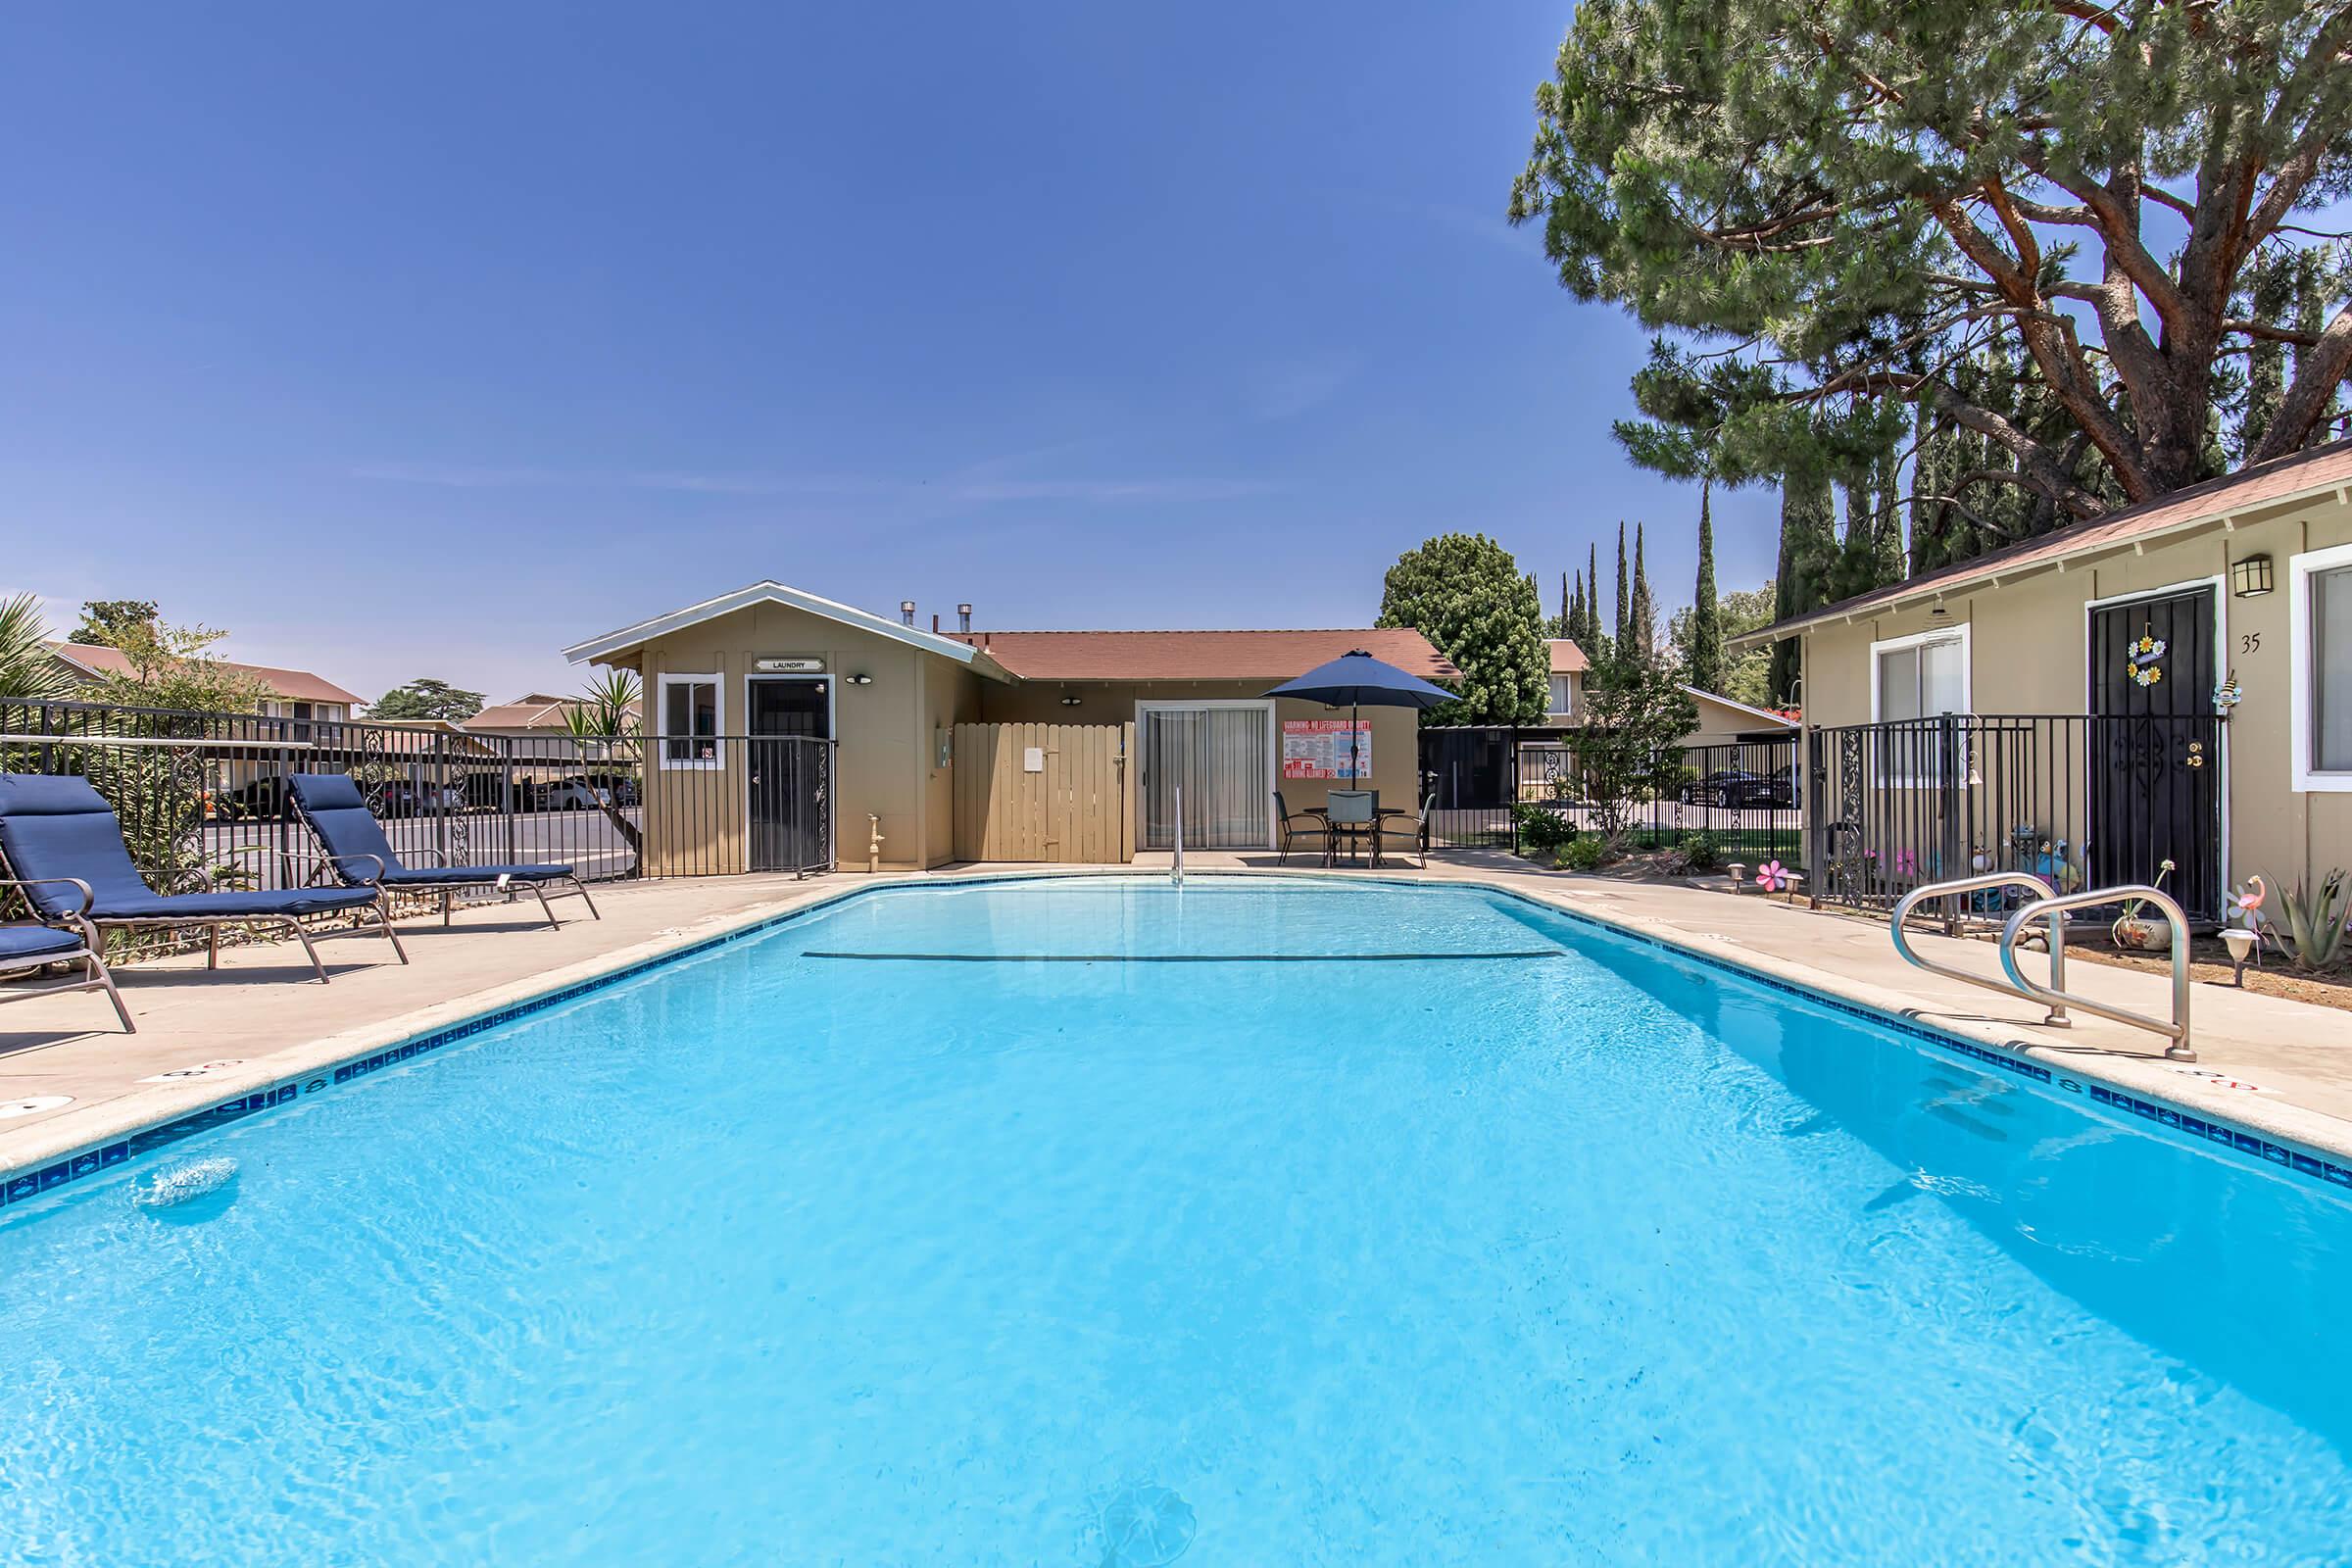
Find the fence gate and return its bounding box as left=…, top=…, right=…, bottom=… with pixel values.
left=953, top=721, right=1133, bottom=863
left=747, top=735, right=833, bottom=875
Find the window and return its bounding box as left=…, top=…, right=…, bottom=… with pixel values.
left=1870, top=626, right=1970, bottom=783
left=290, top=700, right=314, bottom=742
left=1547, top=674, right=1576, bottom=716
left=660, top=674, right=722, bottom=768
left=2289, top=544, right=2352, bottom=790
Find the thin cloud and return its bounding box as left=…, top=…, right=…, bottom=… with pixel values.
left=352, top=462, right=1275, bottom=505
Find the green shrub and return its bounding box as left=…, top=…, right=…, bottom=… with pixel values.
left=1680, top=831, right=1722, bottom=872
left=1512, top=802, right=1577, bottom=854
left=1561, top=836, right=1605, bottom=872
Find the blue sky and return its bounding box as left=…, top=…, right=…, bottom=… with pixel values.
left=0, top=1, right=1781, bottom=705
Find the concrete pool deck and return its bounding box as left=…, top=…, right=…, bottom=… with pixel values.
left=6, top=858, right=2352, bottom=1182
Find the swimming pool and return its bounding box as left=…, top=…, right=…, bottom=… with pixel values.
left=2, top=876, right=2346, bottom=1563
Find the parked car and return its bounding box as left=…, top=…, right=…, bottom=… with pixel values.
left=543, top=778, right=615, bottom=811
left=1680, top=769, right=1776, bottom=808
left=209, top=775, right=290, bottom=820
left=370, top=780, right=465, bottom=816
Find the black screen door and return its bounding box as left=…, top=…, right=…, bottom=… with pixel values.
left=748, top=678, right=830, bottom=872
left=2088, top=588, right=2221, bottom=918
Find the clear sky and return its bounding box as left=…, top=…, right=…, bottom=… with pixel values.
left=0, top=1, right=1782, bottom=706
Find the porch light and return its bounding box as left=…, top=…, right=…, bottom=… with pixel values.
left=1058, top=695, right=1083, bottom=707
left=846, top=672, right=873, bottom=686
left=2231, top=554, right=2275, bottom=597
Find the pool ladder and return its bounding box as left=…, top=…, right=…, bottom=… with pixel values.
left=1889, top=873, right=2194, bottom=1060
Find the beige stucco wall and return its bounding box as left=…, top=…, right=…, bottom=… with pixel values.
left=616, top=604, right=979, bottom=873
left=1796, top=488, right=2352, bottom=899
left=976, top=679, right=1424, bottom=842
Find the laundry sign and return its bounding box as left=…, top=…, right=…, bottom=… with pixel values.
left=1282, top=718, right=1371, bottom=779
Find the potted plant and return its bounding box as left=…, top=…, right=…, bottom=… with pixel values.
left=2110, top=858, right=2177, bottom=952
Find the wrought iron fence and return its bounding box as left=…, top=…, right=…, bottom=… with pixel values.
left=1804, top=713, right=2223, bottom=925
left=0, top=700, right=836, bottom=931
left=1418, top=725, right=1800, bottom=864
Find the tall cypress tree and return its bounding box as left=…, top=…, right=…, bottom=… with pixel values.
left=1769, top=473, right=1837, bottom=706
left=1687, top=479, right=1723, bottom=693
left=1630, top=522, right=1656, bottom=664
left=1613, top=522, right=1630, bottom=660
left=1568, top=570, right=1588, bottom=650
left=1586, top=542, right=1611, bottom=666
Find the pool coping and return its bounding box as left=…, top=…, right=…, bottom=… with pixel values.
left=7, top=865, right=2352, bottom=1215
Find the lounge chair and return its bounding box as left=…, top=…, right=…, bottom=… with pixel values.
left=285, top=773, right=600, bottom=929
left=0, top=774, right=405, bottom=984
left=1273, top=791, right=1331, bottom=866
left=0, top=877, right=133, bottom=1032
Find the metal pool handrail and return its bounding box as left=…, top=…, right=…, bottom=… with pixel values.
left=1171, top=784, right=1184, bottom=886
left=1890, top=873, right=2074, bottom=1028
left=1999, top=885, right=2194, bottom=1061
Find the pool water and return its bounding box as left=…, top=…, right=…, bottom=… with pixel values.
left=2, top=877, right=2347, bottom=1563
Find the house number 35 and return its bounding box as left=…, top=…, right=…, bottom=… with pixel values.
left=2240, top=631, right=2263, bottom=654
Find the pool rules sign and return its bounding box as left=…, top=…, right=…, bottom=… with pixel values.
left=1282, top=718, right=1371, bottom=779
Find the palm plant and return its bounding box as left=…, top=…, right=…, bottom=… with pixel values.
left=562, top=670, right=643, bottom=855
left=0, top=593, right=73, bottom=702
left=2266, top=870, right=2352, bottom=972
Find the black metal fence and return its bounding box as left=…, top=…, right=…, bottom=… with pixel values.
left=1419, top=725, right=1801, bottom=864
left=0, top=700, right=835, bottom=913
left=1805, top=713, right=2222, bottom=923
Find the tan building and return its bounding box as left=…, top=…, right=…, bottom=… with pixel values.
left=46, top=641, right=362, bottom=730
left=563, top=583, right=1454, bottom=873
left=1544, top=638, right=1589, bottom=721
left=461, top=693, right=644, bottom=742
left=1739, top=439, right=2352, bottom=919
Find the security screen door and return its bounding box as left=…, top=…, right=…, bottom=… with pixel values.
left=1140, top=704, right=1272, bottom=850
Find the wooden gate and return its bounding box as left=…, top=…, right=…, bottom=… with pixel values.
left=952, top=721, right=1134, bottom=863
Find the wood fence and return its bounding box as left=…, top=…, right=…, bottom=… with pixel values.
left=952, top=721, right=1133, bottom=863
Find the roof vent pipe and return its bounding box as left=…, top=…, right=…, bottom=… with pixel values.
left=932, top=612, right=941, bottom=633
left=900, top=600, right=916, bottom=627
left=957, top=604, right=973, bottom=632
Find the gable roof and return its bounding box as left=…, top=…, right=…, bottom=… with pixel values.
left=944, top=627, right=1455, bottom=683
left=1735, top=438, right=2352, bottom=648
left=45, top=641, right=363, bottom=706
left=462, top=694, right=643, bottom=733
left=563, top=581, right=1009, bottom=675
left=1682, top=685, right=1797, bottom=729
left=1546, top=638, right=1589, bottom=674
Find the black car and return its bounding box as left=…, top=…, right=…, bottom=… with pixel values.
left=1680, top=769, right=1777, bottom=808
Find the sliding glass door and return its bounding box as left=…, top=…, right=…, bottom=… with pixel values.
left=1140, top=703, right=1273, bottom=850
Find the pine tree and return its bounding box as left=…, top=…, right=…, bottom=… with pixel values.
left=1630, top=522, right=1656, bottom=664
left=1687, top=479, right=1723, bottom=694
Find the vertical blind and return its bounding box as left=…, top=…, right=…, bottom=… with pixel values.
left=1142, top=707, right=1271, bottom=849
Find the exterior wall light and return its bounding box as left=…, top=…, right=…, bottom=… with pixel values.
left=2230, top=554, right=2275, bottom=597
left=1058, top=695, right=1083, bottom=707
left=846, top=673, right=874, bottom=686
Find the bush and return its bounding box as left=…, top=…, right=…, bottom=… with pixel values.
left=1680, top=831, right=1723, bottom=872
left=1512, top=802, right=1578, bottom=854
left=1561, top=836, right=1606, bottom=872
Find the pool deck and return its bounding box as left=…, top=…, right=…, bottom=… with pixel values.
left=7, top=857, right=2352, bottom=1181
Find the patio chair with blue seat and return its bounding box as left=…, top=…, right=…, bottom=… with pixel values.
left=285, top=773, right=600, bottom=929
left=0, top=877, right=133, bottom=1032
left=0, top=774, right=406, bottom=984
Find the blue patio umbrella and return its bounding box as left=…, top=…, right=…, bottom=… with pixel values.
left=1264, top=649, right=1454, bottom=779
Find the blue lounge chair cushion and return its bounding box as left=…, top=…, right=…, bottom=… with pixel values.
left=0, top=924, right=84, bottom=964
left=372, top=863, right=576, bottom=886
left=0, top=774, right=379, bottom=921
left=286, top=774, right=572, bottom=887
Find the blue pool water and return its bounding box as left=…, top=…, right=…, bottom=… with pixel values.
left=2, top=877, right=2348, bottom=1563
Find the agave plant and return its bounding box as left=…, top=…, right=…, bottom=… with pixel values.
left=2266, top=869, right=2352, bottom=972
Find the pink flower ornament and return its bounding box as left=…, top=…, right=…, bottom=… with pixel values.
left=1755, top=859, right=1790, bottom=893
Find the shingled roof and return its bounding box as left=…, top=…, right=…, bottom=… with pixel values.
left=946, top=627, right=1456, bottom=683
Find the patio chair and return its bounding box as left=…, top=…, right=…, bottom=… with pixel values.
left=1324, top=790, right=1377, bottom=866
left=1274, top=791, right=1331, bottom=866
left=286, top=773, right=600, bottom=929
left=0, top=774, right=405, bottom=984
left=1373, top=792, right=1436, bottom=870
left=0, top=877, right=133, bottom=1032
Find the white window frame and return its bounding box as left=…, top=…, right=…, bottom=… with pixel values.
left=1868, top=623, right=1972, bottom=721
left=2290, top=542, right=2352, bottom=792
left=658, top=672, right=725, bottom=771
left=1868, top=623, right=1971, bottom=788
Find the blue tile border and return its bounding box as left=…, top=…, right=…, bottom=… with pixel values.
left=4, top=870, right=2347, bottom=1216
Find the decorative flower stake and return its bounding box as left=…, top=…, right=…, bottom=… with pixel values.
left=1756, top=859, right=1790, bottom=894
